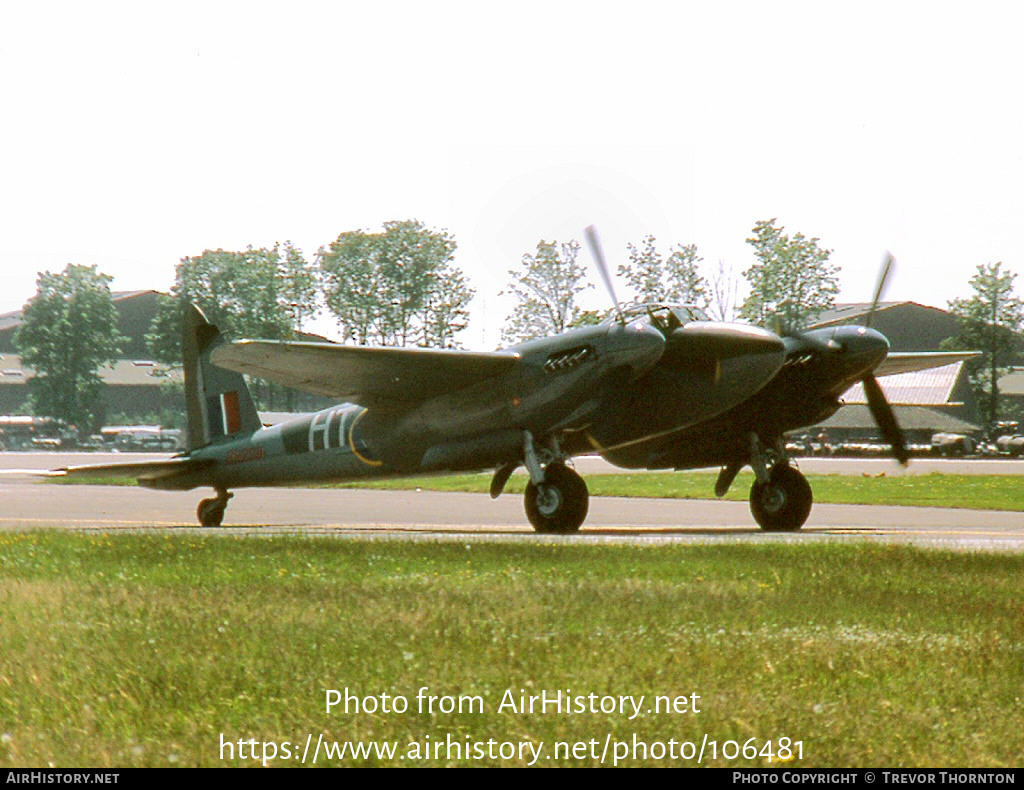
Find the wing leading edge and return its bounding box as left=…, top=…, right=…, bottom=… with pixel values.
left=210, top=340, right=521, bottom=406
left=874, top=351, right=981, bottom=377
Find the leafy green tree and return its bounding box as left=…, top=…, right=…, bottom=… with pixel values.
left=618, top=235, right=708, bottom=306
left=416, top=263, right=475, bottom=348
left=15, top=264, right=126, bottom=433
left=569, top=309, right=603, bottom=328
left=318, top=220, right=471, bottom=347
left=145, top=244, right=320, bottom=410
left=618, top=235, right=663, bottom=303
left=944, top=262, right=1024, bottom=431
left=146, top=245, right=314, bottom=364
left=314, top=231, right=378, bottom=346
left=664, top=243, right=709, bottom=306
left=144, top=293, right=184, bottom=366
left=740, top=218, right=839, bottom=329
left=279, top=240, right=320, bottom=332
left=501, top=239, right=592, bottom=344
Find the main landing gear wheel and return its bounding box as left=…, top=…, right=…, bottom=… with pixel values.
left=524, top=464, right=589, bottom=534
left=749, top=465, right=812, bottom=532
left=197, top=491, right=232, bottom=527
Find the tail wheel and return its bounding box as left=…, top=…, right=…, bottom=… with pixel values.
left=749, top=464, right=812, bottom=532
left=524, top=464, right=589, bottom=534
left=197, top=491, right=232, bottom=527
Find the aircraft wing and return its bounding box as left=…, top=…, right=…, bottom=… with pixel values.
left=875, top=351, right=981, bottom=377
left=210, top=340, right=521, bottom=406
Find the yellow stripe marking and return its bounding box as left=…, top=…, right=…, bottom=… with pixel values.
left=349, top=410, right=383, bottom=467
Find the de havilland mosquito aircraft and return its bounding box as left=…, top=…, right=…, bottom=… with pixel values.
left=56, top=235, right=973, bottom=533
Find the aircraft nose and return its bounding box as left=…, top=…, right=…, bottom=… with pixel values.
left=662, top=322, right=785, bottom=373
left=655, top=321, right=785, bottom=405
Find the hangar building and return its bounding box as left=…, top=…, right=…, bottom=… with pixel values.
left=0, top=291, right=177, bottom=421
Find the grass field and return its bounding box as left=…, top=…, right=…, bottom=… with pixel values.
left=1, top=532, right=1022, bottom=767
left=52, top=470, right=1024, bottom=511
left=333, top=471, right=1024, bottom=512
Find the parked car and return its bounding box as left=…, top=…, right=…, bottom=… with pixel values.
left=930, top=432, right=977, bottom=456
left=995, top=434, right=1024, bottom=457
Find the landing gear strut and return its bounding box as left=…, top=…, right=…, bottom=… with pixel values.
left=197, top=489, right=232, bottom=527
left=521, top=431, right=589, bottom=534
left=747, top=435, right=812, bottom=531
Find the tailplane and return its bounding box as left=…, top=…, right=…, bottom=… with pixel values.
left=182, top=304, right=262, bottom=451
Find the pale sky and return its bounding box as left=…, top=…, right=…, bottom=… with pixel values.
left=2, top=1, right=1023, bottom=349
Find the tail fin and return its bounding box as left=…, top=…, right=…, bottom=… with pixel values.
left=182, top=304, right=262, bottom=451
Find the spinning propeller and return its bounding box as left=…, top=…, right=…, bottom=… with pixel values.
left=782, top=252, right=907, bottom=466
left=583, top=225, right=665, bottom=378
left=584, top=225, right=624, bottom=324
left=859, top=252, right=908, bottom=465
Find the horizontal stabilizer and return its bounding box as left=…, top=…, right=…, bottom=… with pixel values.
left=53, top=457, right=214, bottom=482
left=211, top=340, right=520, bottom=406
left=875, top=351, right=981, bottom=377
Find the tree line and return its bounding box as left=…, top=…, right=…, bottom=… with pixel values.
left=13, top=218, right=1024, bottom=434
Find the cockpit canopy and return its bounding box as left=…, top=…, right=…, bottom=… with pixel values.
left=604, top=303, right=710, bottom=331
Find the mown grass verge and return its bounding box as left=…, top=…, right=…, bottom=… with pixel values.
left=52, top=471, right=1024, bottom=512
left=1, top=533, right=1022, bottom=767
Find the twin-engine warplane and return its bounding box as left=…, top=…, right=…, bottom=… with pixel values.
left=57, top=235, right=974, bottom=532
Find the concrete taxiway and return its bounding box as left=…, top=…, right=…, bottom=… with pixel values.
left=4, top=451, right=1024, bottom=476
left=0, top=454, right=1021, bottom=551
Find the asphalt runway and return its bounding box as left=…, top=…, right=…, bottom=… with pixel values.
left=1, top=452, right=1021, bottom=551
left=4, top=451, right=1024, bottom=476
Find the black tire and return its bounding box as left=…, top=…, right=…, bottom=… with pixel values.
left=197, top=497, right=226, bottom=527
left=524, top=464, right=589, bottom=534
left=749, top=464, right=812, bottom=532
